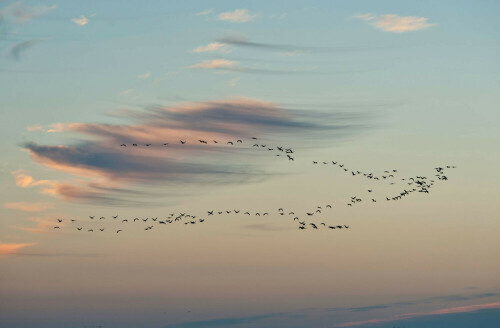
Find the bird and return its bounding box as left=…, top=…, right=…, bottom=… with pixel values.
left=77, top=227, right=82, bottom=231
left=120, top=144, right=126, bottom=147
left=57, top=219, right=62, bottom=223
left=227, top=141, right=234, bottom=145
left=116, top=230, right=122, bottom=233
left=180, top=140, right=186, bottom=144
left=112, top=215, right=118, bottom=219
left=89, top=216, right=95, bottom=219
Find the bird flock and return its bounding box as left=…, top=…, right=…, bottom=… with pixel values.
left=119, top=137, right=296, bottom=160
left=51, top=137, right=456, bottom=234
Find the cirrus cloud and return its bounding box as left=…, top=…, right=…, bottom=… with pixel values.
left=218, top=9, right=256, bottom=23
left=354, top=13, right=435, bottom=33
left=0, top=241, right=35, bottom=255
left=4, top=201, right=53, bottom=212
left=20, top=98, right=368, bottom=205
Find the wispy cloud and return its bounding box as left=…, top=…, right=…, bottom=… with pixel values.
left=71, top=15, right=88, bottom=26
left=335, top=302, right=500, bottom=327
left=0, top=1, right=56, bottom=24
left=4, top=201, right=53, bottom=212
left=9, top=39, right=39, bottom=60
left=21, top=98, right=367, bottom=204
left=354, top=13, right=435, bottom=33
left=12, top=169, right=53, bottom=188
left=218, top=9, right=256, bottom=23
left=196, top=8, right=213, bottom=16
left=192, top=42, right=231, bottom=53
left=163, top=313, right=284, bottom=327
left=137, top=72, right=151, bottom=79
left=188, top=59, right=237, bottom=69
left=17, top=213, right=66, bottom=234
left=188, top=58, right=325, bottom=75
left=217, top=35, right=361, bottom=54
left=0, top=241, right=35, bottom=255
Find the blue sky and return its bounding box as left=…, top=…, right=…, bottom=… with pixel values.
left=1, top=1, right=499, bottom=327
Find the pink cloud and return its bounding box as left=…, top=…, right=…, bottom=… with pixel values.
left=355, top=13, right=435, bottom=33
left=335, top=302, right=500, bottom=327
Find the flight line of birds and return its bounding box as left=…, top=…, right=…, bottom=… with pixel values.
left=119, top=137, right=297, bottom=160
left=49, top=136, right=456, bottom=234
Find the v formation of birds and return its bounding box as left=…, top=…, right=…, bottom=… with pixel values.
left=53, top=137, right=456, bottom=234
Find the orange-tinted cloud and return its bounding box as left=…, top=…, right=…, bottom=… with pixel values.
left=0, top=241, right=35, bottom=255
left=4, top=202, right=53, bottom=212
left=12, top=170, right=54, bottom=188
left=354, top=13, right=435, bottom=33
left=22, top=98, right=367, bottom=204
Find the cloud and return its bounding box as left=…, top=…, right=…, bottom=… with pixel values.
left=192, top=42, right=230, bottom=53
left=21, top=98, right=367, bottom=204
left=354, top=13, right=435, bottom=33
left=335, top=302, right=500, bottom=327
left=217, top=35, right=361, bottom=54
left=227, top=78, right=240, bottom=87
left=188, top=59, right=237, bottom=69
left=187, top=58, right=323, bottom=75
left=17, top=213, right=65, bottom=234
left=218, top=9, right=256, bottom=23
left=9, top=39, right=39, bottom=60
left=12, top=169, right=53, bottom=188
left=27, top=124, right=44, bottom=132
left=196, top=8, right=213, bottom=16
left=4, top=201, right=53, bottom=212
left=71, top=15, right=88, bottom=26
left=138, top=72, right=150, bottom=79
left=163, top=313, right=284, bottom=327
left=0, top=241, right=35, bottom=255
left=0, top=1, right=56, bottom=24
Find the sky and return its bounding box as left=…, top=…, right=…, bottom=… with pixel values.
left=0, top=1, right=499, bottom=327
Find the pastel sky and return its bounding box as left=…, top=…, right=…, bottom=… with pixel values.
left=1, top=1, right=499, bottom=327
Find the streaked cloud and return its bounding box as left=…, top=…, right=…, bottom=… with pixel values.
left=0, top=241, right=35, bottom=255
left=335, top=302, right=500, bottom=327
left=354, top=13, right=435, bottom=33
left=196, top=8, right=213, bottom=16
left=27, top=124, right=44, bottom=132
left=137, top=72, right=151, bottom=79
left=163, top=313, right=284, bottom=327
left=0, top=1, right=56, bottom=24
left=9, top=39, right=39, bottom=60
left=188, top=58, right=325, bottom=75
left=218, top=9, right=256, bottom=23
left=71, top=15, right=88, bottom=26
left=17, top=213, right=65, bottom=234
left=22, top=98, right=367, bottom=204
left=192, top=42, right=231, bottom=53
left=4, top=201, right=53, bottom=212
left=188, top=59, right=237, bottom=69
left=12, top=169, right=53, bottom=188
